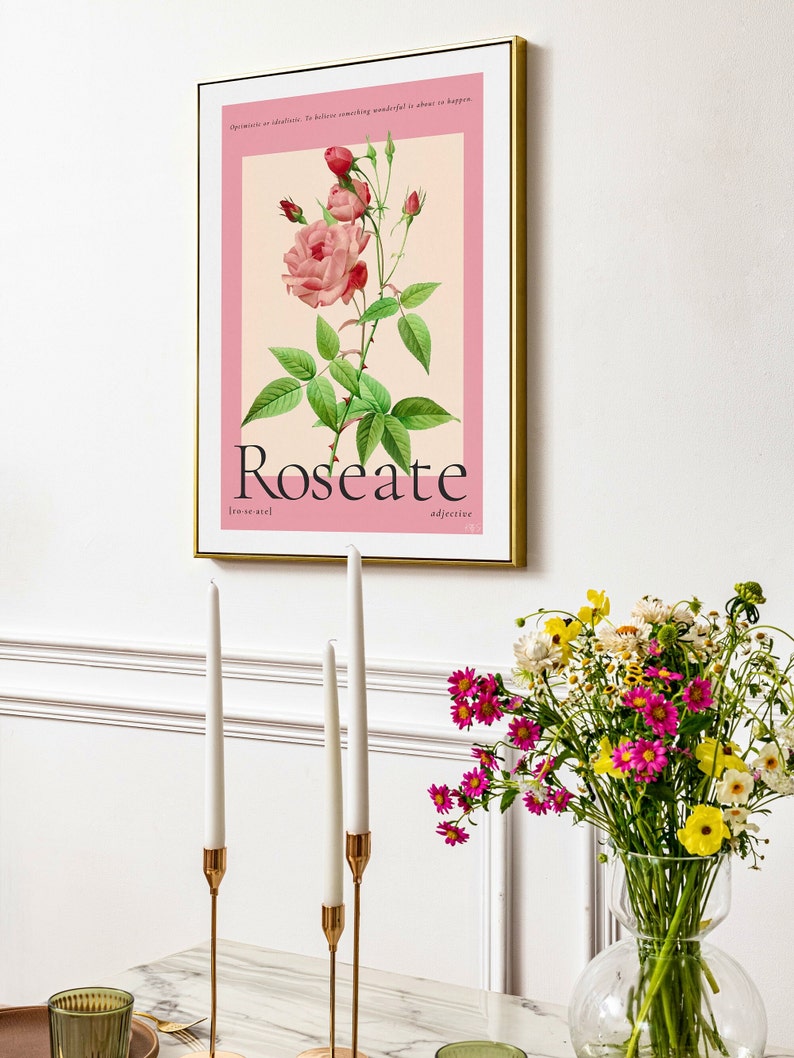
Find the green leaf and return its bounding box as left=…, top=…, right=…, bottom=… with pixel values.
left=358, top=297, right=399, bottom=324
left=241, top=377, right=302, bottom=426
left=644, top=782, right=676, bottom=804
left=306, top=376, right=337, bottom=430
left=356, top=411, right=385, bottom=465
left=359, top=375, right=391, bottom=413
left=312, top=396, right=375, bottom=429
left=381, top=414, right=411, bottom=473
left=269, top=347, right=316, bottom=381
left=500, top=788, right=519, bottom=813
left=316, top=199, right=338, bottom=225
left=400, top=282, right=440, bottom=309
left=345, top=396, right=375, bottom=420
left=392, top=397, right=459, bottom=430
left=329, top=358, right=360, bottom=395
left=316, top=316, right=340, bottom=362
left=397, top=313, right=431, bottom=372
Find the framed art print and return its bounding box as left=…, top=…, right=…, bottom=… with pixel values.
left=195, top=36, right=526, bottom=564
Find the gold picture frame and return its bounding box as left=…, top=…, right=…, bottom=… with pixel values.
left=196, top=36, right=526, bottom=565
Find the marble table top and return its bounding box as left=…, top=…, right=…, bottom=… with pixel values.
left=104, top=940, right=574, bottom=1058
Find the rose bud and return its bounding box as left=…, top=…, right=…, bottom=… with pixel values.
left=404, top=190, right=423, bottom=216
left=279, top=197, right=305, bottom=223
left=324, top=146, right=354, bottom=176
left=343, top=260, right=368, bottom=300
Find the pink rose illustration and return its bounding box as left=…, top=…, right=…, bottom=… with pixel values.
left=327, top=179, right=371, bottom=222
left=243, top=135, right=453, bottom=480
left=282, top=219, right=370, bottom=308
left=324, top=145, right=354, bottom=176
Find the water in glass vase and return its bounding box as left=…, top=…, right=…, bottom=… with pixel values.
left=569, top=852, right=766, bottom=1058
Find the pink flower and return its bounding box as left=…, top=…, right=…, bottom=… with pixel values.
left=473, top=690, right=503, bottom=726
left=522, top=785, right=550, bottom=815
left=436, top=822, right=470, bottom=845
left=682, top=677, right=714, bottom=712
left=278, top=197, right=304, bottom=223
left=550, top=788, right=573, bottom=813
left=508, top=715, right=541, bottom=750
left=641, top=695, right=679, bottom=737
left=645, top=665, right=683, bottom=684
left=324, top=145, right=354, bottom=176
left=622, top=685, right=656, bottom=711
left=428, top=784, right=453, bottom=814
left=327, top=180, right=371, bottom=221
left=471, top=746, right=497, bottom=770
left=533, top=756, right=557, bottom=778
left=461, top=768, right=490, bottom=798
left=479, top=674, right=499, bottom=695
left=647, top=639, right=662, bottom=656
left=611, top=741, right=636, bottom=773
left=448, top=667, right=477, bottom=700
left=450, top=700, right=474, bottom=730
left=282, top=219, right=370, bottom=308
left=630, top=738, right=668, bottom=780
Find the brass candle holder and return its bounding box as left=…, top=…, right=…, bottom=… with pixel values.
left=297, top=903, right=347, bottom=1058
left=346, top=831, right=371, bottom=1058
left=301, top=834, right=370, bottom=1058
left=189, top=848, right=245, bottom=1058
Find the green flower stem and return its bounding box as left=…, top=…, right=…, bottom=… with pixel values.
left=624, top=861, right=701, bottom=1058
left=325, top=314, right=381, bottom=474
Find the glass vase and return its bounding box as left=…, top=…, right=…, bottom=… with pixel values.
left=569, top=851, right=766, bottom=1058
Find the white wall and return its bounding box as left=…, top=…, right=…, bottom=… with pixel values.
left=2, top=0, right=794, bottom=1046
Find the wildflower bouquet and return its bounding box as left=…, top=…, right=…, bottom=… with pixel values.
left=431, top=582, right=794, bottom=1058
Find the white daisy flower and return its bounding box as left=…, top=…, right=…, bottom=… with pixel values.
left=596, top=622, right=652, bottom=656
left=716, top=768, right=755, bottom=804
left=670, top=605, right=696, bottom=628
left=680, top=618, right=711, bottom=651
left=722, top=806, right=760, bottom=836
left=513, top=631, right=562, bottom=675
left=631, top=596, right=670, bottom=624
left=752, top=742, right=782, bottom=774
left=776, top=728, right=794, bottom=751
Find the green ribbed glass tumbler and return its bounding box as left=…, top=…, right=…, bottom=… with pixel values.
left=48, top=987, right=134, bottom=1058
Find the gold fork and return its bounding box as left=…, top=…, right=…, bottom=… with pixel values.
left=173, top=1029, right=205, bottom=1051
left=133, top=1011, right=207, bottom=1034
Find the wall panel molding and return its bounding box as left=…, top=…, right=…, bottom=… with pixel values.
left=0, top=634, right=510, bottom=991
left=0, top=637, right=481, bottom=763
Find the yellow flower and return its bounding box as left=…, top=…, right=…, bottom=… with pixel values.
left=695, top=738, right=749, bottom=778
left=578, top=589, right=611, bottom=626
left=544, top=616, right=582, bottom=664
left=677, top=805, right=730, bottom=856
left=593, top=736, right=628, bottom=777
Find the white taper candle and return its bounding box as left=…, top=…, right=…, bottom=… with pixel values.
left=347, top=545, right=370, bottom=834
left=204, top=580, right=226, bottom=849
left=323, top=640, right=344, bottom=906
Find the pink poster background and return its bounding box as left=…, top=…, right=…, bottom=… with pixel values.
left=219, top=73, right=483, bottom=535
